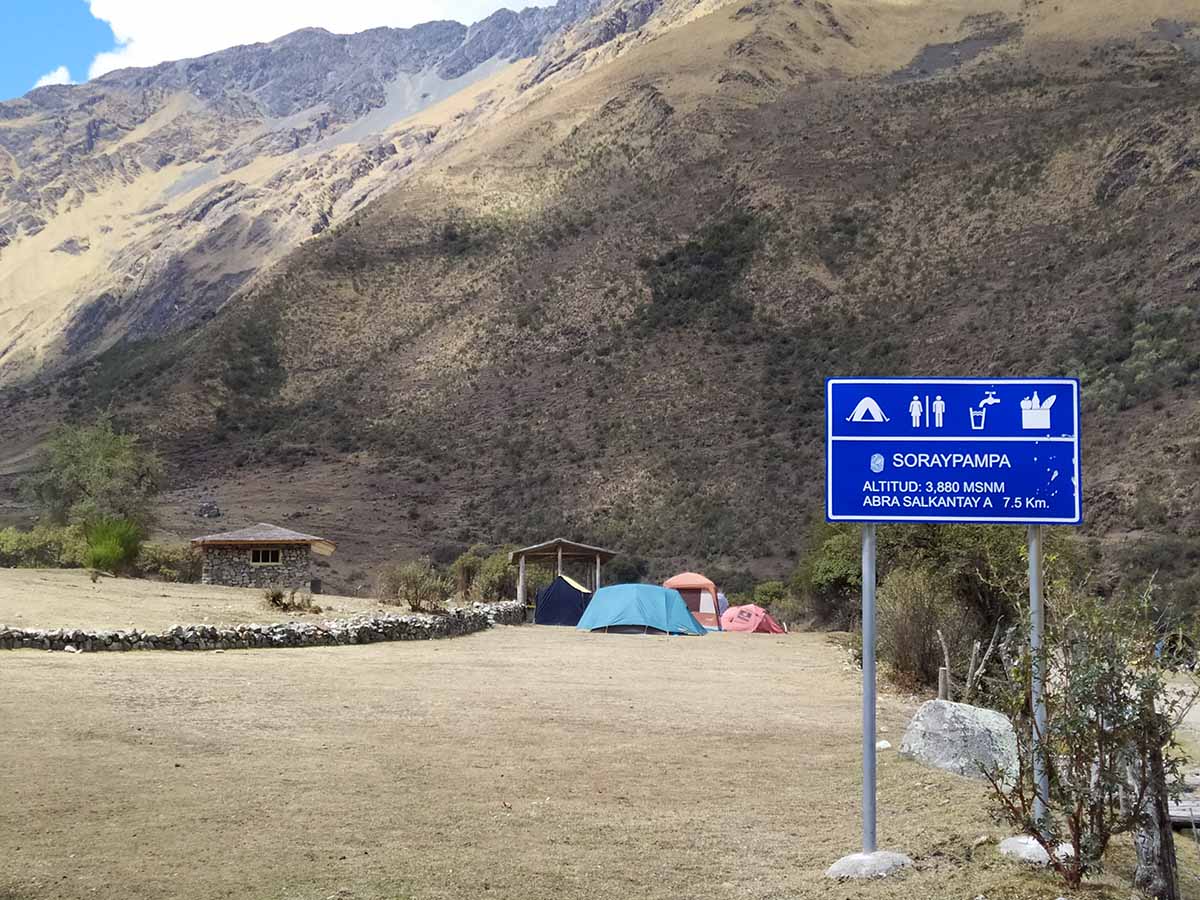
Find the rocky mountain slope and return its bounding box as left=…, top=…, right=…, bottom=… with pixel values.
left=4, top=0, right=1200, bottom=603
left=0, top=0, right=695, bottom=380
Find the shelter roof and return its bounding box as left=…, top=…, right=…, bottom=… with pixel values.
left=191, top=522, right=335, bottom=556
left=509, top=538, right=618, bottom=564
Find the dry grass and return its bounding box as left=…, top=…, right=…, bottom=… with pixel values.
left=0, top=567, right=383, bottom=631
left=1, top=622, right=1196, bottom=900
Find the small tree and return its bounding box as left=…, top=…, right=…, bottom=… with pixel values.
left=21, top=415, right=163, bottom=530
left=984, top=585, right=1198, bottom=890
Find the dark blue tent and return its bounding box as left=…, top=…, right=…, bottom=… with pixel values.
left=534, top=575, right=593, bottom=626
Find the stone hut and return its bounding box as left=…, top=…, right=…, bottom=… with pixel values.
left=191, top=523, right=335, bottom=591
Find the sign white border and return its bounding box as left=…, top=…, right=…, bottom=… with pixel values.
left=825, top=377, right=1082, bottom=525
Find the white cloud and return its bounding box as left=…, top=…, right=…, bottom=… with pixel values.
left=86, top=0, right=557, bottom=80
left=33, top=66, right=75, bottom=88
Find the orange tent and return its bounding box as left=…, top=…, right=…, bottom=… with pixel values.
left=721, top=604, right=785, bottom=634
left=662, top=572, right=722, bottom=630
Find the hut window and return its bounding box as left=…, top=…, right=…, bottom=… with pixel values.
left=251, top=548, right=282, bottom=566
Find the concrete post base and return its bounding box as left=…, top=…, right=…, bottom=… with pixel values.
left=825, top=850, right=913, bottom=879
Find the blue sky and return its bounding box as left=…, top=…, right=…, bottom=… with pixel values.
left=1, top=1, right=115, bottom=100
left=1, top=0, right=557, bottom=103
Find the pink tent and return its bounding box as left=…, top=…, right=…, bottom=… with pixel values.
left=720, top=604, right=785, bottom=634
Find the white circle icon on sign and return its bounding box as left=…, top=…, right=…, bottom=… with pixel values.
left=870, top=453, right=885, bottom=473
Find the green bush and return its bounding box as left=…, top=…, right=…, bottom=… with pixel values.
left=752, top=579, right=806, bottom=626
left=476, top=550, right=552, bottom=603
left=0, top=525, right=86, bottom=568
left=605, top=554, right=649, bottom=584
left=789, top=521, right=861, bottom=628
left=987, top=584, right=1196, bottom=888
left=136, top=543, right=202, bottom=583
left=753, top=580, right=786, bottom=608
left=376, top=560, right=452, bottom=613
left=20, top=415, right=163, bottom=530
left=791, top=520, right=1080, bottom=632
left=449, top=549, right=485, bottom=599
left=84, top=518, right=143, bottom=575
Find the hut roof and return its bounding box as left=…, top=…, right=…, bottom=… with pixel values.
left=191, top=522, right=335, bottom=556
left=509, top=538, right=619, bottom=564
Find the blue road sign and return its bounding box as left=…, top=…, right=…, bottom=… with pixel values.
left=826, top=378, right=1082, bottom=525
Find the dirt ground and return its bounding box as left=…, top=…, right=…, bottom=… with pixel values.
left=2, top=624, right=1197, bottom=900
left=0, top=568, right=384, bottom=631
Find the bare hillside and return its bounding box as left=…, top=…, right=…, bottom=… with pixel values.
left=3, top=0, right=1200, bottom=598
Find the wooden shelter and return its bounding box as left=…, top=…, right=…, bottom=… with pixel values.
left=509, top=538, right=619, bottom=607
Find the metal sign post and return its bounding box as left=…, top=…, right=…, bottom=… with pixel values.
left=1028, top=524, right=1049, bottom=826
left=861, top=522, right=878, bottom=853
left=824, top=377, right=1082, bottom=880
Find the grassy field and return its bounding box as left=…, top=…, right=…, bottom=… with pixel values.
left=0, top=568, right=384, bottom=631
left=2, top=618, right=1197, bottom=900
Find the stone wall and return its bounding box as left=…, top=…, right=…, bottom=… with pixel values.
left=0, top=601, right=525, bottom=653
left=201, top=544, right=311, bottom=589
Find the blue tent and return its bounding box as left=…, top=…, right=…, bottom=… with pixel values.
left=534, top=575, right=592, bottom=626
left=576, top=584, right=707, bottom=636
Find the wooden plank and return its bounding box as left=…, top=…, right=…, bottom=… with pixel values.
left=1168, top=797, right=1200, bottom=826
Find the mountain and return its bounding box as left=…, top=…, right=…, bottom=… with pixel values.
left=3, top=0, right=1200, bottom=602
left=0, top=0, right=621, bottom=379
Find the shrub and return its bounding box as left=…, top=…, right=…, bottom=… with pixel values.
left=136, top=543, right=202, bottom=583
left=753, top=580, right=786, bottom=608
left=376, top=560, right=452, bottom=613
left=791, top=520, right=1080, bottom=632
left=605, top=554, right=649, bottom=584
left=753, top=579, right=805, bottom=627
left=264, top=586, right=321, bottom=614
left=449, top=549, right=484, bottom=599
left=790, top=521, right=861, bottom=628
left=877, top=567, right=978, bottom=689
left=0, top=525, right=86, bottom=568
left=985, top=585, right=1198, bottom=889
left=83, top=518, right=143, bottom=575
left=476, top=550, right=552, bottom=603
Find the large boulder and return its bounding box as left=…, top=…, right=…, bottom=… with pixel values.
left=899, top=699, right=1018, bottom=783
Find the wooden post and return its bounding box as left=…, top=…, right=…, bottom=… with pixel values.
left=938, top=667, right=950, bottom=701
left=517, top=554, right=526, bottom=606
left=557, top=546, right=563, bottom=576
left=595, top=554, right=601, bottom=590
